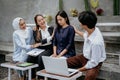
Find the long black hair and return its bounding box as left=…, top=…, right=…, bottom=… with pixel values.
left=34, top=14, right=44, bottom=41
left=55, top=10, right=70, bottom=33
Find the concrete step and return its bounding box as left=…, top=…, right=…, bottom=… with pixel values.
left=82, top=63, right=120, bottom=80
left=106, top=52, right=120, bottom=65
left=5, top=53, right=13, bottom=62
left=98, top=63, right=120, bottom=80
left=75, top=32, right=120, bottom=43
left=0, top=42, right=13, bottom=53
left=69, top=17, right=120, bottom=32
left=1, top=72, right=19, bottom=80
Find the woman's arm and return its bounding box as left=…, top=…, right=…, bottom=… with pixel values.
left=51, top=29, right=57, bottom=57
left=51, top=46, right=57, bottom=57
left=13, top=33, right=32, bottom=50
left=41, top=26, right=54, bottom=44
left=57, top=49, right=67, bottom=58
left=33, top=30, right=51, bottom=45
left=41, top=36, right=52, bottom=44
left=13, top=33, right=41, bottom=49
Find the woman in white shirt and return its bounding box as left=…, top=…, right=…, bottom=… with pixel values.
left=12, top=17, right=40, bottom=80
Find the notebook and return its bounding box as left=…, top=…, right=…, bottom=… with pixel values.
left=16, top=62, right=33, bottom=67
left=26, top=48, right=45, bottom=56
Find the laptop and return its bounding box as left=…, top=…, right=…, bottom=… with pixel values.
left=42, top=56, right=80, bottom=77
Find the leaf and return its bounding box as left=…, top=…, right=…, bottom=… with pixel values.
left=90, top=0, right=99, bottom=9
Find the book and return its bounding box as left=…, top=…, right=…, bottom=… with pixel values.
left=16, top=62, right=33, bottom=67
left=26, top=48, right=45, bottom=56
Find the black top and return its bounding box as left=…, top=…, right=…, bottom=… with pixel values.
left=33, top=26, right=54, bottom=50
left=53, top=25, right=76, bottom=58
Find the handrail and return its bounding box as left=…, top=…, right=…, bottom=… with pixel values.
left=26, top=23, right=120, bottom=27
left=26, top=24, right=35, bottom=27
left=96, top=23, right=120, bottom=26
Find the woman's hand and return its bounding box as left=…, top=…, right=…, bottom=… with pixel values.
left=56, top=52, right=63, bottom=58
left=34, top=43, right=41, bottom=47
left=56, top=55, right=62, bottom=58
left=33, top=26, right=37, bottom=31
left=51, top=53, right=57, bottom=57
left=31, top=43, right=41, bottom=48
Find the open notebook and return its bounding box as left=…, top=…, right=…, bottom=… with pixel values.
left=26, top=48, right=45, bottom=56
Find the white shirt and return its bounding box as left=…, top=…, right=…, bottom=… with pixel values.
left=83, top=27, right=106, bottom=69
left=39, top=26, right=52, bottom=45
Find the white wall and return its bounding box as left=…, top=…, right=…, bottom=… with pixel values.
left=0, top=0, right=119, bottom=42
left=0, top=0, right=59, bottom=42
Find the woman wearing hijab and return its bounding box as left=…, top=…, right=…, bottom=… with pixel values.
left=12, top=17, right=40, bottom=80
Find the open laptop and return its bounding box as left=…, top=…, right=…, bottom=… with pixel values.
left=42, top=56, right=80, bottom=77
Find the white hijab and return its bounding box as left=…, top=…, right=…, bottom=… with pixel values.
left=12, top=17, right=28, bottom=45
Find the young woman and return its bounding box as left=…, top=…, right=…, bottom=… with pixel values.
left=27, top=14, right=54, bottom=80
left=52, top=10, right=76, bottom=58
left=12, top=17, right=40, bottom=80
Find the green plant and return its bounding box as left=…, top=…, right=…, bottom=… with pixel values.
left=84, top=0, right=91, bottom=11
left=45, top=15, right=52, bottom=24
left=90, top=0, right=99, bottom=9
left=113, top=0, right=120, bottom=15
left=70, top=8, right=78, bottom=17
left=59, top=0, right=63, bottom=10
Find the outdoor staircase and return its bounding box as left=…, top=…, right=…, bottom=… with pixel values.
left=0, top=22, right=120, bottom=80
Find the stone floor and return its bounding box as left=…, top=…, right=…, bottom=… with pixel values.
left=0, top=54, right=104, bottom=80
left=0, top=54, right=7, bottom=80
left=1, top=73, right=19, bottom=80
left=0, top=54, right=19, bottom=80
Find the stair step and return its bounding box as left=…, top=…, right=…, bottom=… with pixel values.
left=0, top=42, right=13, bottom=54
left=5, top=53, right=13, bottom=62
left=97, top=63, right=120, bottom=80
left=75, top=32, right=120, bottom=43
